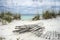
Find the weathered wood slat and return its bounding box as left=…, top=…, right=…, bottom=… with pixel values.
left=13, top=24, right=45, bottom=36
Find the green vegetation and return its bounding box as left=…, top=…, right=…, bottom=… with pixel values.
left=0, top=10, right=60, bottom=23
left=32, top=14, right=40, bottom=20
left=32, top=10, right=59, bottom=20
left=42, top=11, right=56, bottom=19
left=13, top=14, right=21, bottom=20
left=57, top=11, right=60, bottom=16
left=0, top=12, right=21, bottom=24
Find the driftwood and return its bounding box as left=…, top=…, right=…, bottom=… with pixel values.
left=13, top=24, right=45, bottom=34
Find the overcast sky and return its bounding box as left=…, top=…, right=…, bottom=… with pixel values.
left=0, top=0, right=60, bottom=14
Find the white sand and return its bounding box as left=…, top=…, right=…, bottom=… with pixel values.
left=0, top=16, right=60, bottom=40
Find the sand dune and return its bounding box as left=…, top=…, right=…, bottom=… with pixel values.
left=0, top=16, right=60, bottom=40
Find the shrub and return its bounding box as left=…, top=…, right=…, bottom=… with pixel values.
left=13, top=14, right=21, bottom=20
left=5, top=12, right=13, bottom=16
left=0, top=12, right=21, bottom=23
left=57, top=11, right=60, bottom=16
left=50, top=12, right=56, bottom=18
left=5, top=17, right=12, bottom=22
left=32, top=14, right=40, bottom=20
left=0, top=12, right=4, bottom=18
left=42, top=11, right=56, bottom=19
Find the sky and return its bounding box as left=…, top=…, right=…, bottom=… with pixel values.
left=0, top=0, right=60, bottom=14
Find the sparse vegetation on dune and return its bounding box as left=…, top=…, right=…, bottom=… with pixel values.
left=0, top=11, right=21, bottom=24
left=32, top=14, right=40, bottom=21
left=32, top=10, right=60, bottom=20
left=0, top=10, right=60, bottom=23
left=42, top=10, right=56, bottom=19
left=57, top=11, right=60, bottom=16
left=13, top=14, right=21, bottom=20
